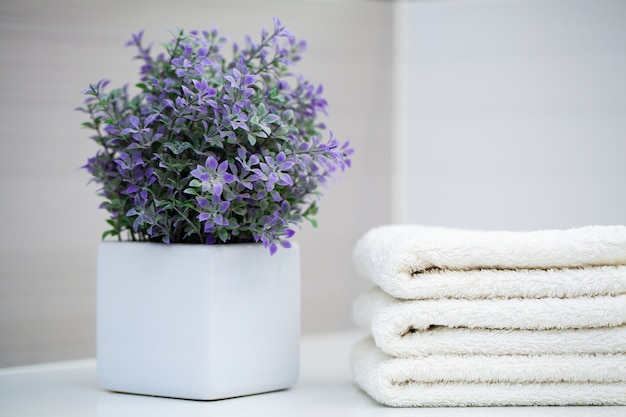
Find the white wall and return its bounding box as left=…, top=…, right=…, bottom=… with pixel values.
left=0, top=0, right=392, bottom=367
left=394, top=0, right=626, bottom=230
left=5, top=0, right=624, bottom=368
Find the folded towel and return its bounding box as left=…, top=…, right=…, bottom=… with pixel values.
left=363, top=323, right=626, bottom=358
left=351, top=337, right=626, bottom=407
left=353, top=287, right=626, bottom=355
left=353, top=225, right=626, bottom=300
left=360, top=265, right=626, bottom=300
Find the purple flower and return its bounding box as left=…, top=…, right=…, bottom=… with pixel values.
left=120, top=115, right=152, bottom=141
left=191, top=79, right=217, bottom=107
left=223, top=103, right=249, bottom=132
left=114, top=151, right=144, bottom=173
left=251, top=151, right=295, bottom=192
left=196, top=196, right=230, bottom=233
left=190, top=156, right=236, bottom=196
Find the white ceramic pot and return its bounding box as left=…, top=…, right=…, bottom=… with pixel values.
left=96, top=241, right=300, bottom=400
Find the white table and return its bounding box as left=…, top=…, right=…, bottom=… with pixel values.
left=0, top=331, right=624, bottom=417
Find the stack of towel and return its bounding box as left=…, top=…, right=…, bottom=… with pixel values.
left=351, top=224, right=626, bottom=407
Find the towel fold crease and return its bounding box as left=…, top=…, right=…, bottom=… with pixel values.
left=354, top=286, right=626, bottom=333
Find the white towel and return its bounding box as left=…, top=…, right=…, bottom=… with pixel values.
left=353, top=224, right=626, bottom=300
left=351, top=337, right=626, bottom=407
left=361, top=265, right=626, bottom=301
left=353, top=287, right=626, bottom=356
left=362, top=323, right=626, bottom=358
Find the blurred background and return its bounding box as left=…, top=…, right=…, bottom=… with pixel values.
left=0, top=0, right=624, bottom=367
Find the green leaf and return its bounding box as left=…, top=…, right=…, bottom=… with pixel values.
left=269, top=85, right=280, bottom=100
left=247, top=134, right=257, bottom=146
left=183, top=188, right=198, bottom=195
left=282, top=109, right=294, bottom=121
left=102, top=229, right=118, bottom=240
left=217, top=228, right=229, bottom=242
left=154, top=199, right=173, bottom=209
left=265, top=114, right=280, bottom=124
left=260, top=125, right=272, bottom=136
left=303, top=201, right=318, bottom=217
left=274, top=126, right=289, bottom=137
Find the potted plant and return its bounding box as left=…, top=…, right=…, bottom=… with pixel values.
left=78, top=18, right=353, bottom=400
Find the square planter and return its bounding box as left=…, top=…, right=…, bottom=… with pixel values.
left=96, top=241, right=300, bottom=400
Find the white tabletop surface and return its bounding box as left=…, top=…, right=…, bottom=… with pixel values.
left=0, top=330, right=624, bottom=417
